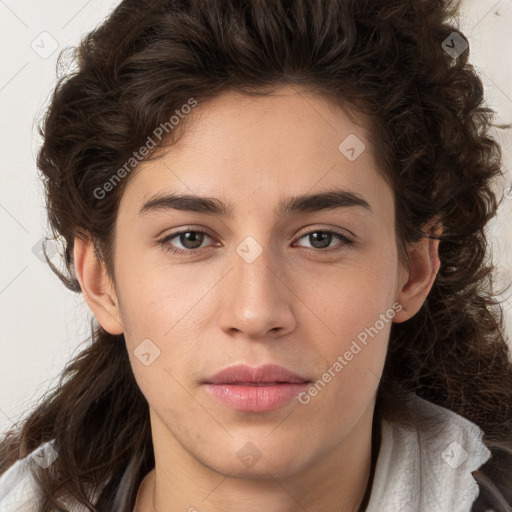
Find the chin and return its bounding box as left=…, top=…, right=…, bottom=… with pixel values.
left=202, top=444, right=311, bottom=480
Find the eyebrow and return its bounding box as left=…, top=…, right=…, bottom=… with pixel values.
left=138, top=189, right=372, bottom=218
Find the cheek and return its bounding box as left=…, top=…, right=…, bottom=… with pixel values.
left=296, top=242, right=398, bottom=384
left=114, top=243, right=206, bottom=333
left=115, top=259, right=218, bottom=398
left=302, top=241, right=400, bottom=325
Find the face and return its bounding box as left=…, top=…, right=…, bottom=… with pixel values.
left=77, top=85, right=437, bottom=481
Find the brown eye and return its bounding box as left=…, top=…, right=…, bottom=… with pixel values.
left=160, top=229, right=214, bottom=255
left=294, top=230, right=353, bottom=252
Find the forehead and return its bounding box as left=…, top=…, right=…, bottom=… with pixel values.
left=120, top=86, right=393, bottom=219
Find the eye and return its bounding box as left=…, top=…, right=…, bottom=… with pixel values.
left=160, top=229, right=217, bottom=255
left=293, top=229, right=353, bottom=253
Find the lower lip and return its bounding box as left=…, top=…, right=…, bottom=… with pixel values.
left=203, top=383, right=310, bottom=412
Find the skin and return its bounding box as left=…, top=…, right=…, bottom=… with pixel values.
left=74, top=85, right=441, bottom=512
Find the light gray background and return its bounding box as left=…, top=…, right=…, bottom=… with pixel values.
left=1, top=0, right=511, bottom=435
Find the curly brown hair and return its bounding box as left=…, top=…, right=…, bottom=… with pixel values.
left=1, top=0, right=511, bottom=510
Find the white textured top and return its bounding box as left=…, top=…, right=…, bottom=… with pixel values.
left=0, top=393, right=493, bottom=512
left=365, top=394, right=492, bottom=512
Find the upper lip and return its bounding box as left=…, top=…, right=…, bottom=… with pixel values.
left=202, top=364, right=311, bottom=385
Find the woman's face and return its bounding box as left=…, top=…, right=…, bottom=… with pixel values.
left=80, top=85, right=424, bottom=480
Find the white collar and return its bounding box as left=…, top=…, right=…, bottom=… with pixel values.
left=366, top=393, right=491, bottom=512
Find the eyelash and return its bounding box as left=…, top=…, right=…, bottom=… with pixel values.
left=159, top=228, right=353, bottom=256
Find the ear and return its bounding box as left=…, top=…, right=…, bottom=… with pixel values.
left=73, top=234, right=124, bottom=335
left=393, top=219, right=443, bottom=323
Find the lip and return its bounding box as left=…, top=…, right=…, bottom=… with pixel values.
left=202, top=364, right=311, bottom=412
left=203, top=364, right=310, bottom=385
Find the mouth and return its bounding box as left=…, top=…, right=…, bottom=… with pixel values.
left=202, top=364, right=312, bottom=412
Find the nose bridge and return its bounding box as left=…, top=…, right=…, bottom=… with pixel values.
left=218, top=234, right=295, bottom=338
left=236, top=235, right=277, bottom=299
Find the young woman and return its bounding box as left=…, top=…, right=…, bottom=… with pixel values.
left=1, top=0, right=511, bottom=511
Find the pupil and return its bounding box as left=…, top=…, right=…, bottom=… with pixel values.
left=311, top=232, right=331, bottom=249
left=182, top=232, right=204, bottom=249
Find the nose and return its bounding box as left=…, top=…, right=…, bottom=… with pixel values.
left=217, top=238, right=297, bottom=340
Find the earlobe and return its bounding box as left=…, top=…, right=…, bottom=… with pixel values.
left=393, top=221, right=443, bottom=323
left=73, top=234, right=124, bottom=335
